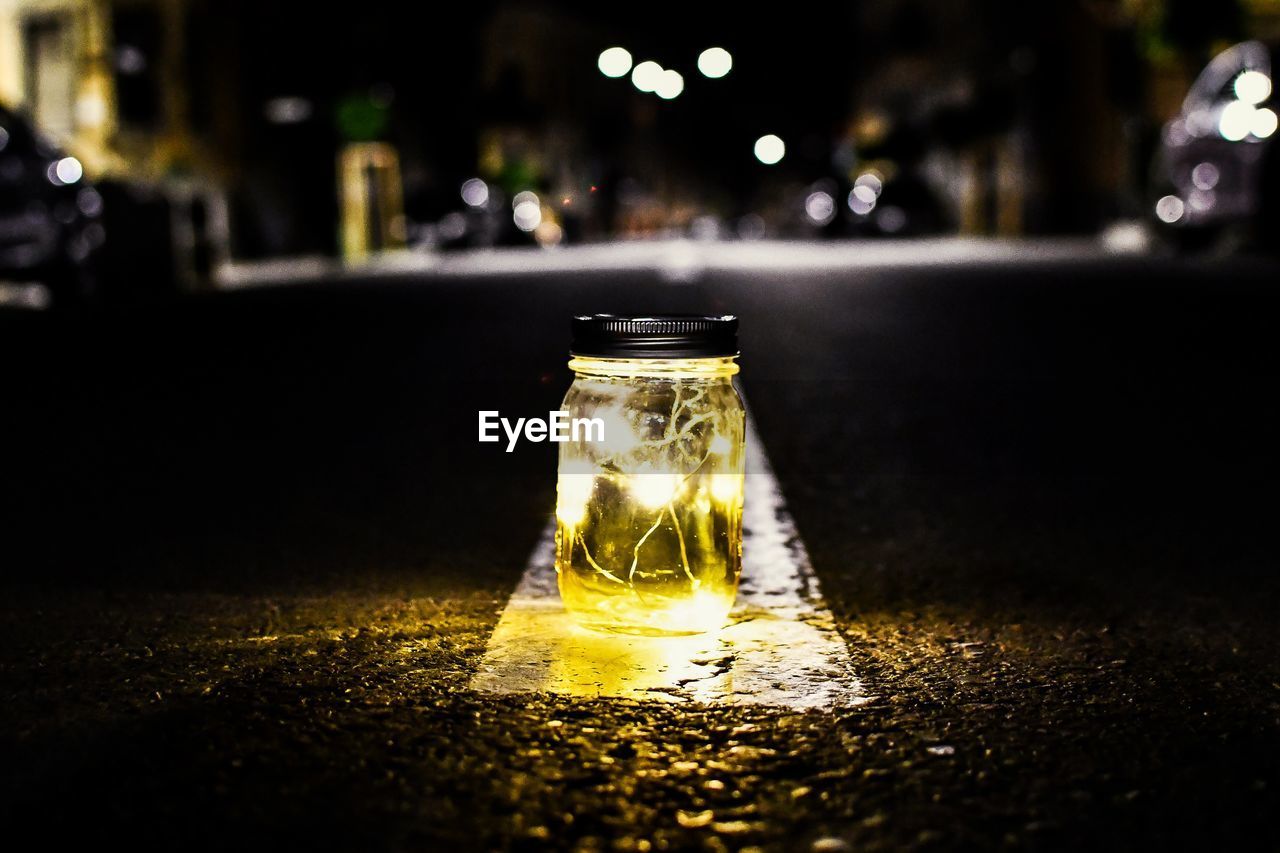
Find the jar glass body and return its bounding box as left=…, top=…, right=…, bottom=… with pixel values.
left=555, top=356, right=746, bottom=635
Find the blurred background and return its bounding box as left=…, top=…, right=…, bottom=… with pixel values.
left=4, top=7, right=1280, bottom=844
left=1, top=0, right=1279, bottom=305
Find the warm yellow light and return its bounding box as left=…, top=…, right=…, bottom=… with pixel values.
left=629, top=471, right=682, bottom=508
left=646, top=588, right=734, bottom=633
left=709, top=472, right=742, bottom=505
left=556, top=355, right=745, bottom=635
left=593, top=403, right=640, bottom=455
left=556, top=460, right=595, bottom=528
left=534, top=220, right=564, bottom=247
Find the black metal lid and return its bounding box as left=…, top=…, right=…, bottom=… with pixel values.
left=570, top=314, right=739, bottom=358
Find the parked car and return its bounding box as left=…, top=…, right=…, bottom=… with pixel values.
left=1151, top=41, right=1279, bottom=249
left=0, top=103, right=105, bottom=306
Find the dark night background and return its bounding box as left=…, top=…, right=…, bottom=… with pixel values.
left=3, top=1, right=1280, bottom=850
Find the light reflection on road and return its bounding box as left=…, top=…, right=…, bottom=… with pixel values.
left=468, top=416, right=865, bottom=710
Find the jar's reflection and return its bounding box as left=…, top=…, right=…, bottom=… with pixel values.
left=543, top=620, right=736, bottom=701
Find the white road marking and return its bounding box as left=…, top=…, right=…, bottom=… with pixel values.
left=469, top=416, right=864, bottom=710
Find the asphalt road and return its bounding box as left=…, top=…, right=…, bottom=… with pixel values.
left=2, top=242, right=1279, bottom=850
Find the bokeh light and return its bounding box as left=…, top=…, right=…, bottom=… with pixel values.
left=655, top=69, right=684, bottom=100
left=1218, top=100, right=1255, bottom=141
left=1188, top=189, right=1215, bottom=212
left=53, top=157, right=83, bottom=185
left=1190, top=162, right=1219, bottom=191
left=460, top=178, right=489, bottom=208
left=1155, top=194, right=1185, bottom=223
left=1252, top=106, right=1277, bottom=139
left=753, top=134, right=785, bottom=165
left=854, top=172, right=884, bottom=198
left=804, top=191, right=835, bottom=225
left=264, top=96, right=312, bottom=124
left=631, top=61, right=664, bottom=93
left=513, top=200, right=542, bottom=232
left=848, top=184, right=877, bottom=215
left=1187, top=108, right=1215, bottom=137
left=598, top=47, right=633, bottom=78
left=534, top=220, right=563, bottom=247
left=697, top=47, right=733, bottom=79
left=1233, top=70, right=1272, bottom=105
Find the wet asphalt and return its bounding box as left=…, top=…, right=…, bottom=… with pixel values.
left=2, top=244, right=1279, bottom=850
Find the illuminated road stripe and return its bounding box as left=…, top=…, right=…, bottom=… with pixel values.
left=469, top=415, right=864, bottom=709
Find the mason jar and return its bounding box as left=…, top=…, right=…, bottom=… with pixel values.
left=555, top=315, right=746, bottom=635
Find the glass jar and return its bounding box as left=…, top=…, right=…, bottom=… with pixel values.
left=555, top=315, right=745, bottom=636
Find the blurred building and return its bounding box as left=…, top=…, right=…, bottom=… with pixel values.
left=0, top=0, right=230, bottom=285
left=0, top=0, right=115, bottom=170
left=849, top=0, right=1280, bottom=235
left=477, top=4, right=612, bottom=243
left=6, top=0, right=1280, bottom=272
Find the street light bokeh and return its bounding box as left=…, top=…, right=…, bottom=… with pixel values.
left=804, top=190, right=835, bottom=225
left=513, top=200, right=541, bottom=232
left=1252, top=107, right=1277, bottom=138
left=848, top=185, right=876, bottom=215
left=631, top=60, right=663, bottom=93
left=1233, top=70, right=1271, bottom=105
left=598, top=47, right=633, bottom=79
left=697, top=47, right=733, bottom=79
left=854, top=172, right=884, bottom=198
left=655, top=69, right=684, bottom=100
left=1220, top=100, right=1256, bottom=141
left=52, top=156, right=83, bottom=185
left=1155, top=194, right=1185, bottom=223
left=460, top=178, right=489, bottom=208
left=753, top=134, right=785, bottom=165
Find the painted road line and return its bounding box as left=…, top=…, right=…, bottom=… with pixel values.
left=469, top=415, right=864, bottom=709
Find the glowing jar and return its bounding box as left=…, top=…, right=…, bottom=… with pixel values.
left=555, top=315, right=745, bottom=635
